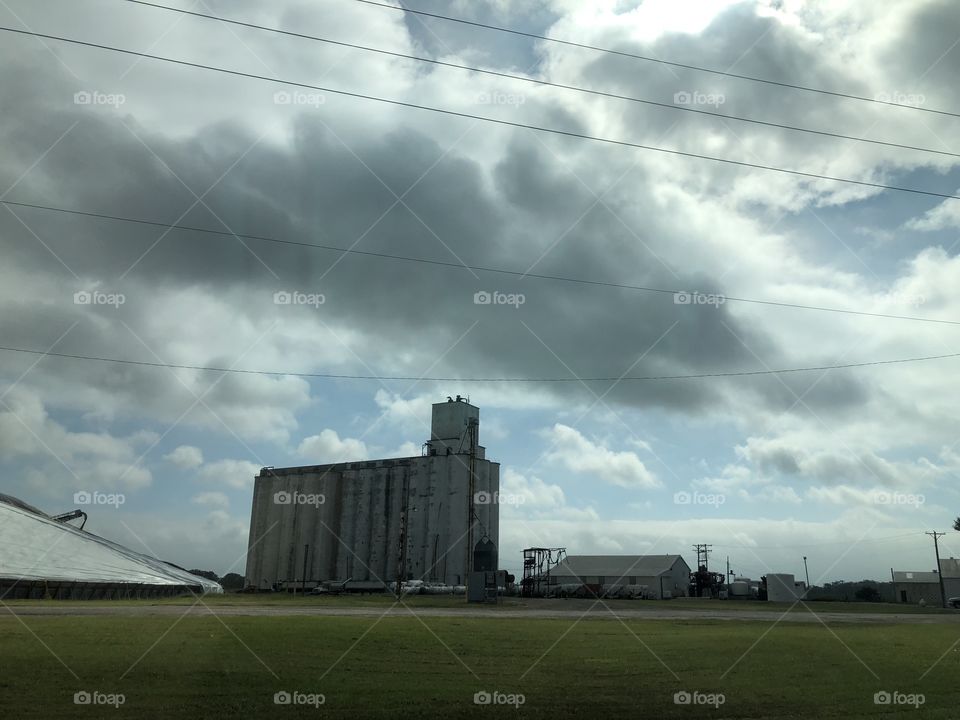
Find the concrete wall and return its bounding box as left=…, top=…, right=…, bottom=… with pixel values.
left=894, top=579, right=960, bottom=605
left=244, top=455, right=499, bottom=588
left=767, top=573, right=798, bottom=602
left=427, top=400, right=484, bottom=457
left=895, top=582, right=942, bottom=605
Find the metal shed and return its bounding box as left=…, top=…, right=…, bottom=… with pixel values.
left=547, top=554, right=691, bottom=599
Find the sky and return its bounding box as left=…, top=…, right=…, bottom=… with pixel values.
left=2, top=0, right=960, bottom=585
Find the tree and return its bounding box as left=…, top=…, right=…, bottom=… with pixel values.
left=855, top=586, right=881, bottom=603
left=219, top=572, right=245, bottom=591
left=954, top=517, right=960, bottom=532
left=188, top=569, right=219, bottom=582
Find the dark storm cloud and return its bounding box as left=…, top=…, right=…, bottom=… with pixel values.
left=562, top=1, right=960, bottom=209
left=0, top=33, right=873, bottom=419
left=388, top=0, right=560, bottom=73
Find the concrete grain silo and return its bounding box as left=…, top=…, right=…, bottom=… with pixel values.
left=244, top=398, right=500, bottom=590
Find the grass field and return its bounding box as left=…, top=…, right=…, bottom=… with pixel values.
left=4, top=593, right=954, bottom=613
left=2, top=602, right=959, bottom=718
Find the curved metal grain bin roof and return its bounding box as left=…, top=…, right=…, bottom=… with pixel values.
left=0, top=496, right=221, bottom=593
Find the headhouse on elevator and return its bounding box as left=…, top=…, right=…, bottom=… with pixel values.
left=244, top=398, right=500, bottom=589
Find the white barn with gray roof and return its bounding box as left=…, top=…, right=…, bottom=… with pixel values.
left=548, top=554, right=690, bottom=599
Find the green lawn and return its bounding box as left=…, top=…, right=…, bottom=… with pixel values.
left=1, top=611, right=958, bottom=718
left=4, top=593, right=953, bottom=614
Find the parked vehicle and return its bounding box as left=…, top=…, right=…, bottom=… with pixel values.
left=309, top=578, right=351, bottom=595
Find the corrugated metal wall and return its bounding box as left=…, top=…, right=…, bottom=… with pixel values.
left=244, top=456, right=499, bottom=588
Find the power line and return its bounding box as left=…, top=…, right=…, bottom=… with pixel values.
left=351, top=0, right=960, bottom=120
left=6, top=197, right=960, bottom=327
left=1, top=345, right=958, bottom=382
left=4, top=26, right=960, bottom=204
left=126, top=0, right=960, bottom=160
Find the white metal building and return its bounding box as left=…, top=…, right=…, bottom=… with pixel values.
left=892, top=570, right=942, bottom=605
left=939, top=558, right=960, bottom=599
left=766, top=573, right=800, bottom=602
left=547, top=554, right=691, bottom=599
left=244, top=398, right=500, bottom=589
left=893, top=560, right=960, bottom=605
left=0, top=494, right=221, bottom=599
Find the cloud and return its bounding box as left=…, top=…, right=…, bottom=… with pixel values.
left=542, top=424, right=660, bottom=489
left=384, top=441, right=421, bottom=458
left=165, top=445, right=203, bottom=469
left=501, top=467, right=566, bottom=509
left=197, top=459, right=261, bottom=490
left=297, top=429, right=370, bottom=463
left=0, top=388, right=154, bottom=494
left=904, top=192, right=960, bottom=231
left=191, top=491, right=229, bottom=508
left=3, top=0, right=960, bottom=582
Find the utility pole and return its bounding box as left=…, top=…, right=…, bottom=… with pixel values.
left=693, top=544, right=712, bottom=571
left=395, top=472, right=410, bottom=598
left=465, top=417, right=479, bottom=596
left=926, top=531, right=947, bottom=608
left=803, top=556, right=810, bottom=597
left=302, top=544, right=309, bottom=596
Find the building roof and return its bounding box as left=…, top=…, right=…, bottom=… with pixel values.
left=551, top=554, right=689, bottom=579
left=940, top=558, right=960, bottom=579
left=259, top=453, right=500, bottom=477
left=892, top=570, right=940, bottom=584
left=0, top=496, right=221, bottom=592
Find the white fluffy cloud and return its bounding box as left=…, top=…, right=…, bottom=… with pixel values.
left=297, top=429, right=370, bottom=463
left=904, top=193, right=960, bottom=231
left=501, top=467, right=566, bottom=509
left=165, top=445, right=203, bottom=469
left=3, top=0, right=960, bottom=581
left=197, top=459, right=262, bottom=489
left=542, top=424, right=660, bottom=489
left=0, top=388, right=154, bottom=494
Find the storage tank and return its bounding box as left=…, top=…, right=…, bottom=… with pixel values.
left=766, top=573, right=798, bottom=602
left=730, top=580, right=750, bottom=597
